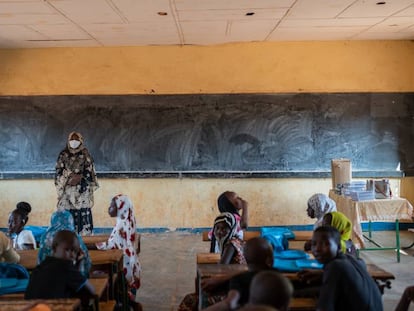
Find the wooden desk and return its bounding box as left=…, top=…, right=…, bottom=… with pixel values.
left=292, top=231, right=313, bottom=241
left=197, top=264, right=248, bottom=309
left=17, top=249, right=38, bottom=270
left=83, top=234, right=141, bottom=254
left=89, top=249, right=124, bottom=302
left=17, top=249, right=124, bottom=270
left=197, top=262, right=395, bottom=308
left=0, top=298, right=81, bottom=311
left=90, top=277, right=109, bottom=311
left=82, top=234, right=110, bottom=249
left=0, top=279, right=109, bottom=311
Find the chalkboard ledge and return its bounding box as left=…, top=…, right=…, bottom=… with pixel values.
left=0, top=170, right=404, bottom=179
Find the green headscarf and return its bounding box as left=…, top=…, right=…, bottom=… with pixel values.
left=327, top=211, right=352, bottom=253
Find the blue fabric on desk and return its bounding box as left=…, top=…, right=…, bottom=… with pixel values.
left=0, top=278, right=29, bottom=295
left=296, top=259, right=324, bottom=270
left=262, top=233, right=289, bottom=252
left=273, top=250, right=309, bottom=260
left=261, top=228, right=295, bottom=252
left=261, top=227, right=295, bottom=239
left=273, top=259, right=301, bottom=272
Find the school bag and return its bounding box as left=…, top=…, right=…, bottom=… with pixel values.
left=0, top=262, right=30, bottom=295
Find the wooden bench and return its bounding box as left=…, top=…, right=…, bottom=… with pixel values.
left=202, top=230, right=261, bottom=241
left=197, top=253, right=221, bottom=264
left=292, top=231, right=313, bottom=241
left=290, top=297, right=317, bottom=311
left=99, top=300, right=117, bottom=311
left=83, top=233, right=141, bottom=254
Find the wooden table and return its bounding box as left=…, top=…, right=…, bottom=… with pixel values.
left=89, top=249, right=124, bottom=302
left=329, top=190, right=413, bottom=262
left=17, top=249, right=123, bottom=270
left=82, top=234, right=110, bottom=249
left=197, top=262, right=395, bottom=309
left=83, top=234, right=141, bottom=254
left=0, top=298, right=81, bottom=311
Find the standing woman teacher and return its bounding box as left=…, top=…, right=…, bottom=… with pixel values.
left=55, top=131, right=99, bottom=236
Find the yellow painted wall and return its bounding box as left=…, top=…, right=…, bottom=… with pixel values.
left=0, top=41, right=413, bottom=228
left=0, top=41, right=413, bottom=95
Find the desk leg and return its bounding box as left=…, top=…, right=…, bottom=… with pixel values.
left=360, top=219, right=402, bottom=263
left=396, top=219, right=400, bottom=263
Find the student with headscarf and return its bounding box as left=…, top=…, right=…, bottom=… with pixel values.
left=97, top=194, right=141, bottom=306
left=37, top=210, right=91, bottom=278
left=213, top=212, right=247, bottom=265
left=178, top=213, right=247, bottom=311
left=209, top=191, right=249, bottom=253
left=306, top=193, right=337, bottom=229
left=304, top=193, right=337, bottom=251
left=322, top=211, right=356, bottom=256
left=55, top=131, right=99, bottom=236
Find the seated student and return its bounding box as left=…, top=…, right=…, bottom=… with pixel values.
left=212, top=212, right=247, bottom=265
left=8, top=202, right=36, bottom=250
left=0, top=231, right=20, bottom=263
left=25, top=230, right=95, bottom=308
left=321, top=211, right=356, bottom=256
left=38, top=210, right=91, bottom=278
left=207, top=270, right=293, bottom=311
left=304, top=194, right=336, bottom=251
left=202, top=237, right=275, bottom=311
left=210, top=191, right=249, bottom=253
left=96, top=194, right=141, bottom=310
left=299, top=226, right=382, bottom=311
left=178, top=215, right=248, bottom=311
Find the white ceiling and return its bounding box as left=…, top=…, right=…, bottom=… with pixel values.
left=0, top=0, right=413, bottom=48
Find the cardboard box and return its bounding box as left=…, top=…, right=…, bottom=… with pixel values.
left=331, top=159, right=351, bottom=189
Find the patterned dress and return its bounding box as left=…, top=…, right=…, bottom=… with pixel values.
left=99, top=194, right=141, bottom=302
left=55, top=131, right=99, bottom=235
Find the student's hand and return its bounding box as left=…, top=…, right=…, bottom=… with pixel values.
left=68, top=173, right=82, bottom=186
left=297, top=269, right=323, bottom=285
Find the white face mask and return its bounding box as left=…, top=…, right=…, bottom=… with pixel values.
left=69, top=140, right=81, bottom=149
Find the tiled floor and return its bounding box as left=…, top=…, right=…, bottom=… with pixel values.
left=136, top=230, right=414, bottom=311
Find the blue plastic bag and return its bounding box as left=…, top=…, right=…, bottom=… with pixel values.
left=262, top=233, right=289, bottom=252
left=0, top=263, right=29, bottom=279
left=261, top=227, right=295, bottom=239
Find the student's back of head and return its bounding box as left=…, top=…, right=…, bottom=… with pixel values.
left=244, top=237, right=274, bottom=268
left=249, top=270, right=293, bottom=311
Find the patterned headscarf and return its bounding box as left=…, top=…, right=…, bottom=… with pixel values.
left=329, top=211, right=352, bottom=253
left=105, top=194, right=141, bottom=290
left=213, top=212, right=238, bottom=254
left=37, top=210, right=91, bottom=277
left=307, top=193, right=337, bottom=229
left=66, top=131, right=85, bottom=154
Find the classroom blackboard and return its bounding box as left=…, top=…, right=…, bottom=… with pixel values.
left=0, top=93, right=413, bottom=177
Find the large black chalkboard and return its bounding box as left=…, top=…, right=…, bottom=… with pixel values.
left=0, top=93, right=413, bottom=177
